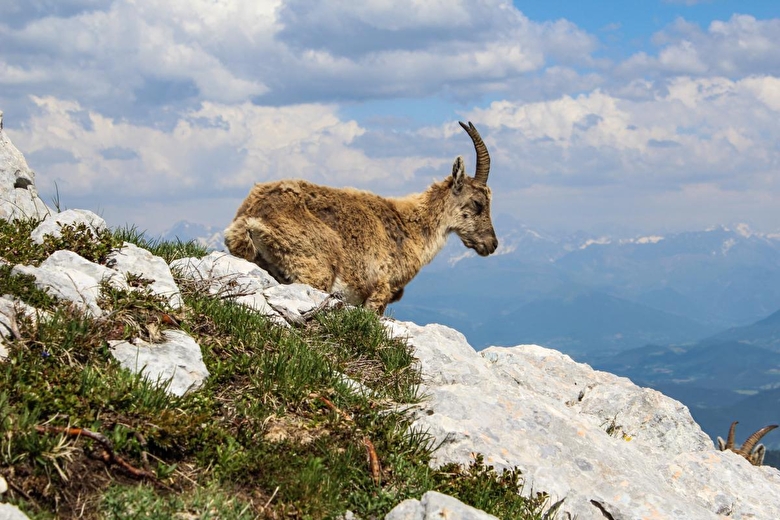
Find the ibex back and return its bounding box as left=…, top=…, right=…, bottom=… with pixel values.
left=224, top=121, right=498, bottom=313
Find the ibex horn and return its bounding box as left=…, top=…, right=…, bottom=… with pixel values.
left=738, top=424, right=778, bottom=457
left=726, top=421, right=738, bottom=450
left=459, top=121, right=490, bottom=185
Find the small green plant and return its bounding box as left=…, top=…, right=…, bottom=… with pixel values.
left=0, top=264, right=58, bottom=309
left=42, top=222, right=121, bottom=264
left=0, top=217, right=122, bottom=266
left=0, top=218, right=40, bottom=265
left=601, top=413, right=633, bottom=441
left=434, top=454, right=560, bottom=519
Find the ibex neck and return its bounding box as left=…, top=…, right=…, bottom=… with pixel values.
left=393, top=181, right=453, bottom=268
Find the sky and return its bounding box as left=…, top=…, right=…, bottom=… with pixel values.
left=1, top=0, right=779, bottom=237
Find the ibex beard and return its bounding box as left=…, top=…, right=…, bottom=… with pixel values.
left=224, top=121, right=498, bottom=314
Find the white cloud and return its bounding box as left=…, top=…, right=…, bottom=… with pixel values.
left=461, top=75, right=780, bottom=197
left=0, top=2, right=269, bottom=108
left=621, top=15, right=780, bottom=78
left=9, top=95, right=454, bottom=232
left=0, top=0, right=598, bottom=113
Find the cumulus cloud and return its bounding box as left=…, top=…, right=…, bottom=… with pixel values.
left=8, top=95, right=455, bottom=232
left=619, top=15, right=780, bottom=78
left=0, top=1, right=269, bottom=119
left=463, top=75, right=780, bottom=189
left=0, top=0, right=598, bottom=116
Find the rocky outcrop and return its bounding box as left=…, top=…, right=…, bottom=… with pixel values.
left=385, top=321, right=780, bottom=519
left=385, top=491, right=498, bottom=520
left=109, top=330, right=209, bottom=397
left=0, top=111, right=51, bottom=222
left=3, top=209, right=338, bottom=399
left=0, top=503, right=30, bottom=520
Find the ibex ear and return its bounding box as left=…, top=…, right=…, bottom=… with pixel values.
left=752, top=445, right=767, bottom=465
left=451, top=156, right=465, bottom=194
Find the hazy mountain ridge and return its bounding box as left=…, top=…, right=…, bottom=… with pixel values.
left=161, top=221, right=225, bottom=251
left=593, top=309, right=780, bottom=449
left=392, top=222, right=780, bottom=354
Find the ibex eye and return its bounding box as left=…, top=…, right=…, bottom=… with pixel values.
left=473, top=201, right=484, bottom=215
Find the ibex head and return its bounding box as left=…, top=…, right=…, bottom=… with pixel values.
left=717, top=421, right=778, bottom=466
left=447, top=121, right=498, bottom=257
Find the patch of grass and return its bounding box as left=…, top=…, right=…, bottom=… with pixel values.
left=1, top=219, right=552, bottom=519
left=100, top=482, right=255, bottom=520
left=0, top=264, right=58, bottom=310
left=435, top=454, right=561, bottom=519
left=0, top=218, right=40, bottom=265
left=0, top=217, right=122, bottom=266
left=42, top=222, right=121, bottom=265
left=113, top=225, right=210, bottom=263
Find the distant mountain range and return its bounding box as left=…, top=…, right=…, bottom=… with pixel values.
left=391, top=220, right=780, bottom=358
left=593, top=310, right=780, bottom=449
left=161, top=221, right=225, bottom=251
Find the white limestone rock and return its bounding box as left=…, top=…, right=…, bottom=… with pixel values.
left=109, top=330, right=209, bottom=396
left=0, top=503, right=31, bottom=520
left=385, top=491, right=498, bottom=520
left=0, top=296, right=19, bottom=359
left=0, top=295, right=41, bottom=360
left=171, top=252, right=278, bottom=315
left=263, top=283, right=334, bottom=324
left=0, top=111, right=51, bottom=222
left=479, top=345, right=712, bottom=459
left=107, top=243, right=183, bottom=309
left=30, top=209, right=107, bottom=245
left=384, top=320, right=780, bottom=520
left=12, top=250, right=122, bottom=316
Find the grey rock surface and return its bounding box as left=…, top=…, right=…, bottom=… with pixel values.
left=385, top=320, right=780, bottom=520
left=385, top=491, right=499, bottom=520
left=0, top=111, right=51, bottom=222
left=0, top=503, right=31, bottom=520
left=264, top=283, right=332, bottom=323
left=171, top=252, right=278, bottom=314
left=107, top=243, right=183, bottom=308
left=0, top=295, right=40, bottom=360
left=30, top=209, right=107, bottom=244
left=109, top=330, right=209, bottom=396
left=12, top=250, right=118, bottom=316
left=0, top=296, right=19, bottom=359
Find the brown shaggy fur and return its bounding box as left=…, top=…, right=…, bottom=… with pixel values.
left=224, top=123, right=498, bottom=313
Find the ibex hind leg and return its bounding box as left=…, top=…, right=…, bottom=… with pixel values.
left=225, top=217, right=292, bottom=282
left=224, top=216, right=257, bottom=262
left=244, top=219, right=340, bottom=292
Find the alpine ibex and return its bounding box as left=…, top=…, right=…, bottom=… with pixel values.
left=224, top=121, right=498, bottom=313
left=717, top=421, right=778, bottom=466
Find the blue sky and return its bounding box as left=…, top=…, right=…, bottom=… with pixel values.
left=1, top=0, right=779, bottom=237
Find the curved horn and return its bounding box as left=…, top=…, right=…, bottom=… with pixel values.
left=459, top=121, right=490, bottom=185
left=738, top=424, right=778, bottom=457
left=726, top=421, right=738, bottom=450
